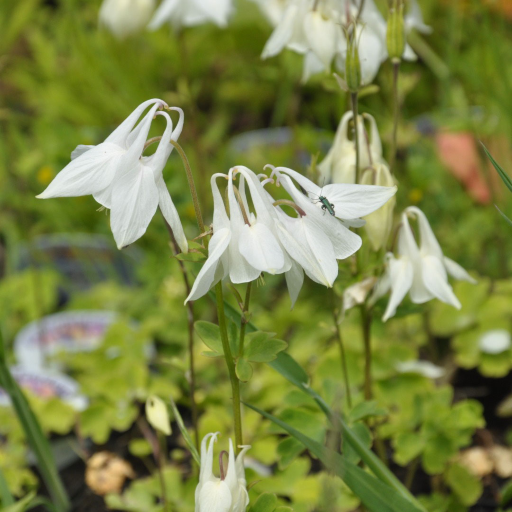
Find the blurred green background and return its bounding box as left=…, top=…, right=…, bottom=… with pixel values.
left=1, top=0, right=512, bottom=511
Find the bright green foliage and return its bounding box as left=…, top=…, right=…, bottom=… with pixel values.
left=431, top=278, right=512, bottom=377
left=445, top=463, right=483, bottom=506
left=384, top=386, right=484, bottom=474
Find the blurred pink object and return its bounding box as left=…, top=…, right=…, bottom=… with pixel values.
left=436, top=132, right=491, bottom=204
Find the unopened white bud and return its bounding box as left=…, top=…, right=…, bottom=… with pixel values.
left=145, top=395, right=171, bottom=435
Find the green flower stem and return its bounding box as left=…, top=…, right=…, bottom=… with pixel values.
left=164, top=140, right=208, bottom=451
left=332, top=309, right=352, bottom=409
left=351, top=92, right=360, bottom=181
left=361, top=306, right=372, bottom=401
left=238, top=282, right=252, bottom=358
left=170, top=139, right=205, bottom=234
left=389, top=60, right=400, bottom=171
left=356, top=0, right=366, bottom=21
left=215, top=282, right=243, bottom=452
left=157, top=431, right=170, bottom=512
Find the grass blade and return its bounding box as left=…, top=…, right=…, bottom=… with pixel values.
left=0, top=329, right=70, bottom=512
left=482, top=143, right=512, bottom=193
left=169, top=396, right=200, bottom=465
left=245, top=402, right=425, bottom=512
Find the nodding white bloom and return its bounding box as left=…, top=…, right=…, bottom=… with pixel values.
left=259, top=0, right=429, bottom=83
left=149, top=0, right=233, bottom=30
left=261, top=0, right=344, bottom=82
left=99, top=0, right=156, bottom=38
left=37, top=100, right=188, bottom=252
left=186, top=166, right=291, bottom=302
left=195, top=433, right=250, bottom=512
left=371, top=207, right=476, bottom=322
left=186, top=164, right=395, bottom=306
left=260, top=0, right=389, bottom=83
left=318, top=111, right=383, bottom=184
left=360, top=163, right=396, bottom=251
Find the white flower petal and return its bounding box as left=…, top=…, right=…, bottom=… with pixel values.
left=421, top=255, right=461, bottom=308
left=157, top=176, right=188, bottom=253
left=107, top=98, right=165, bottom=147
left=301, top=51, right=326, bottom=82
left=304, top=12, right=337, bottom=68
left=322, top=183, right=397, bottom=220
left=407, top=206, right=444, bottom=259
left=285, top=260, right=304, bottom=309
left=443, top=256, right=477, bottom=284
left=110, top=163, right=160, bottom=249
left=198, top=480, right=232, bottom=512
left=186, top=229, right=231, bottom=303
left=239, top=223, right=284, bottom=274
left=70, top=144, right=95, bottom=160
left=261, top=4, right=298, bottom=58
left=148, top=0, right=180, bottom=30
left=382, top=256, right=413, bottom=321
left=37, top=142, right=124, bottom=199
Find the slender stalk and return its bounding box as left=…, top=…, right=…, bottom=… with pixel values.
left=170, top=139, right=205, bottom=233
left=157, top=432, right=170, bottom=512
left=332, top=309, right=352, bottom=409
left=162, top=216, right=199, bottom=451
left=389, top=60, right=400, bottom=171
left=356, top=0, right=366, bottom=21
left=215, top=282, right=243, bottom=452
left=238, top=283, right=252, bottom=358
left=351, top=92, right=360, bottom=181
left=361, top=306, right=372, bottom=401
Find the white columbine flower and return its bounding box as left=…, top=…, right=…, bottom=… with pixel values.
left=259, top=0, right=430, bottom=84
left=372, top=207, right=476, bottom=321
left=318, top=111, right=383, bottom=184
left=268, top=165, right=396, bottom=290
left=186, top=167, right=291, bottom=302
left=149, top=0, right=233, bottom=30
left=99, top=0, right=156, bottom=38
left=37, top=100, right=188, bottom=252
left=196, top=433, right=250, bottom=512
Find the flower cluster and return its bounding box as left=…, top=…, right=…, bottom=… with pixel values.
left=37, top=100, right=188, bottom=253
left=186, top=164, right=396, bottom=305
left=258, top=0, right=431, bottom=83
left=371, top=206, right=476, bottom=321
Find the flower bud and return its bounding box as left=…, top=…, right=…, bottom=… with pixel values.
left=345, top=29, right=361, bottom=93
left=318, top=112, right=384, bottom=184
left=361, top=163, right=396, bottom=250
left=145, top=395, right=171, bottom=435
left=386, top=0, right=406, bottom=63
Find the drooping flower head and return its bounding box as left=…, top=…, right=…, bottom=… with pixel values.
left=371, top=206, right=476, bottom=321
left=187, top=165, right=396, bottom=306
left=318, top=111, right=384, bottom=184
left=195, top=433, right=250, bottom=512
left=258, top=0, right=430, bottom=83
left=37, top=100, right=188, bottom=252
